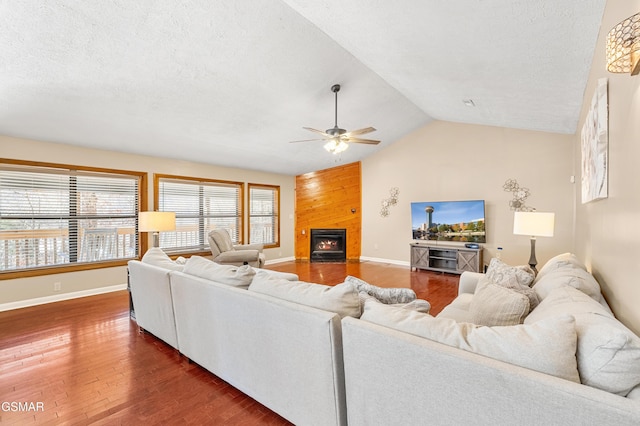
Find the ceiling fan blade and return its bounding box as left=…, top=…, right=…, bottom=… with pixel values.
left=347, top=137, right=380, bottom=145
left=289, top=138, right=329, bottom=143
left=343, top=127, right=376, bottom=137
left=303, top=127, right=331, bottom=137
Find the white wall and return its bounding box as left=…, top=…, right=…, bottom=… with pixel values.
left=361, top=121, right=575, bottom=268
left=573, top=0, right=640, bottom=334
left=0, top=135, right=295, bottom=307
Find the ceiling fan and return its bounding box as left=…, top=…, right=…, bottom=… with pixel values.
left=290, top=84, right=380, bottom=154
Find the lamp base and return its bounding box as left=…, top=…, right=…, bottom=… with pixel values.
left=152, top=232, right=160, bottom=248
left=528, top=237, right=538, bottom=275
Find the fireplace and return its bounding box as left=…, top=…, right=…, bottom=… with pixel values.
left=310, top=228, right=346, bottom=262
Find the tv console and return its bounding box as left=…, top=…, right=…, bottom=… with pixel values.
left=410, top=243, right=483, bottom=274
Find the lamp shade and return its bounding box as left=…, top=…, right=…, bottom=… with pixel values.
left=138, top=211, right=176, bottom=232
left=513, top=211, right=555, bottom=237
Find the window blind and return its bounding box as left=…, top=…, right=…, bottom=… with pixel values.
left=249, top=184, right=279, bottom=247
left=0, top=163, right=140, bottom=273
left=157, top=177, right=243, bottom=253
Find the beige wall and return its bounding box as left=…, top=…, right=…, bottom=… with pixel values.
left=361, top=121, right=575, bottom=268
left=0, top=135, right=295, bottom=306
left=574, top=0, right=640, bottom=334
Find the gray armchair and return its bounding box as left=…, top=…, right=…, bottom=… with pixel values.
left=208, top=229, right=265, bottom=268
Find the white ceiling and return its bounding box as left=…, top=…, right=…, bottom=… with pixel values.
left=0, top=1, right=606, bottom=175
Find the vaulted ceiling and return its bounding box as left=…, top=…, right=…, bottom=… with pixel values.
left=0, top=1, right=607, bottom=175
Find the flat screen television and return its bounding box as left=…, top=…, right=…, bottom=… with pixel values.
left=411, top=200, right=486, bottom=243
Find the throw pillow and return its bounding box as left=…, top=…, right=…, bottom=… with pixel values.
left=485, top=259, right=539, bottom=311
left=359, top=292, right=431, bottom=314
left=248, top=275, right=361, bottom=319
left=525, top=286, right=640, bottom=396
left=361, top=300, right=580, bottom=383
left=486, top=258, right=535, bottom=287
left=469, top=277, right=530, bottom=326
left=344, top=275, right=416, bottom=304
left=183, top=256, right=255, bottom=289
left=141, top=247, right=184, bottom=271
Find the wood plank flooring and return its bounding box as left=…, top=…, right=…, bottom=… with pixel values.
left=0, top=261, right=458, bottom=425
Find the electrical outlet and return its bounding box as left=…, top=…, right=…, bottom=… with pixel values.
left=54, top=282, right=61, bottom=292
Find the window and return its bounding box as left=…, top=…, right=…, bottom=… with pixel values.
left=0, top=160, right=145, bottom=277
left=248, top=183, right=279, bottom=248
left=155, top=175, right=243, bottom=254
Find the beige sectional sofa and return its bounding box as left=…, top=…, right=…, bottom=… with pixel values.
left=129, top=249, right=640, bottom=425
left=342, top=253, right=640, bottom=425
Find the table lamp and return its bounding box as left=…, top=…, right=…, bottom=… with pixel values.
left=513, top=211, right=555, bottom=274
left=139, top=211, right=176, bottom=248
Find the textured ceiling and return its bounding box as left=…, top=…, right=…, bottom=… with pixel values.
left=0, top=1, right=606, bottom=175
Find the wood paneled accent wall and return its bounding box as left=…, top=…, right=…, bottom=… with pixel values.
left=295, top=162, right=361, bottom=260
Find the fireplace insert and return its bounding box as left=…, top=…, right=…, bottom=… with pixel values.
left=310, top=228, right=346, bottom=262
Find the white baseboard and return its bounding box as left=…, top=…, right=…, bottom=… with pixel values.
left=265, top=256, right=296, bottom=265
left=0, top=283, right=128, bottom=312
left=359, top=256, right=410, bottom=267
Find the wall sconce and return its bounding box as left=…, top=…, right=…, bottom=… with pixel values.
left=606, top=12, right=640, bottom=75
left=139, top=211, right=176, bottom=248
left=380, top=187, right=399, bottom=218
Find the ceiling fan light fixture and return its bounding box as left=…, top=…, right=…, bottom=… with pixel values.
left=324, top=139, right=349, bottom=154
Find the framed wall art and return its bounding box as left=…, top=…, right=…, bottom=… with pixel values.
left=581, top=78, right=608, bottom=204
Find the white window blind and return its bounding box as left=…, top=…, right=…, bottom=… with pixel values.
left=157, top=177, right=243, bottom=253
left=249, top=184, right=279, bottom=247
left=0, top=163, right=140, bottom=273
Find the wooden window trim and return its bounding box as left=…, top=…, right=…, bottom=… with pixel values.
left=248, top=182, right=280, bottom=249
left=154, top=174, right=245, bottom=254
left=0, top=158, right=147, bottom=280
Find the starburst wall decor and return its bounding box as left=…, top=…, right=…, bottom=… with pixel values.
left=503, top=179, right=534, bottom=212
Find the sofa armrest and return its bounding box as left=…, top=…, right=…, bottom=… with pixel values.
left=458, top=271, right=484, bottom=295
left=234, top=243, right=264, bottom=253
left=216, top=249, right=261, bottom=263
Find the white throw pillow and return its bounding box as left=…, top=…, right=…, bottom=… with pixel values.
left=525, top=286, right=640, bottom=396
left=469, top=278, right=530, bottom=326
left=141, top=248, right=184, bottom=271
left=361, top=300, right=580, bottom=383
left=183, top=255, right=255, bottom=288
left=248, top=275, right=361, bottom=319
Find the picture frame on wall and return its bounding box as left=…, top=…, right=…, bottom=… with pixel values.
left=581, top=78, right=608, bottom=204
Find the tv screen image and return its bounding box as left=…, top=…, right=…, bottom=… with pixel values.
left=411, top=200, right=486, bottom=243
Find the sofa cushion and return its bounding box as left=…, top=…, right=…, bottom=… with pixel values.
left=436, top=293, right=474, bottom=323
left=183, top=256, right=256, bottom=288
left=361, top=300, right=580, bottom=383
left=486, top=258, right=535, bottom=287
left=469, top=278, right=530, bottom=326
left=535, top=252, right=587, bottom=282
left=532, top=265, right=603, bottom=303
left=253, top=268, right=299, bottom=281
left=141, top=247, right=185, bottom=271
left=248, top=275, right=361, bottom=319
left=525, top=286, right=640, bottom=396
left=344, top=275, right=416, bottom=304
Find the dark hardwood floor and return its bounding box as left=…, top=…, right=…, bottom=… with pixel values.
left=0, top=261, right=458, bottom=425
